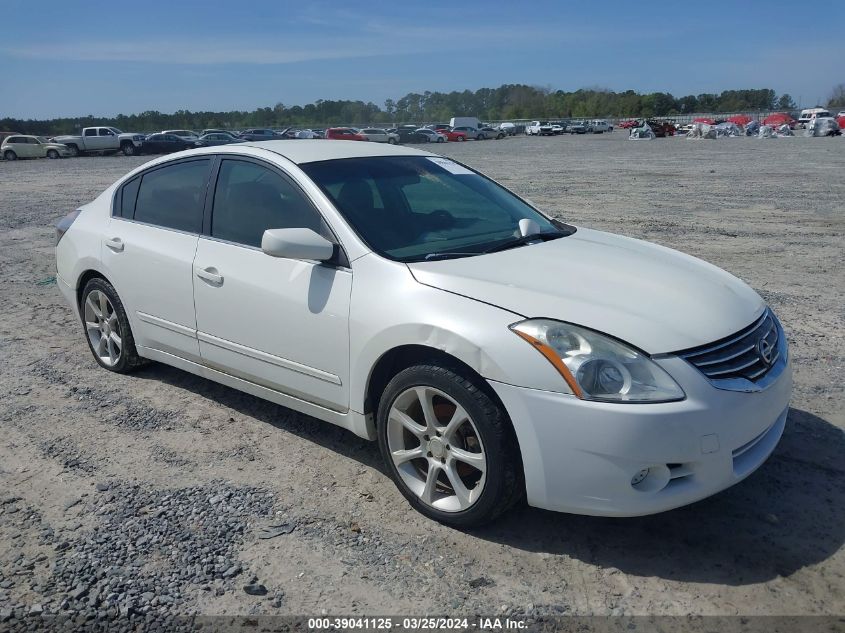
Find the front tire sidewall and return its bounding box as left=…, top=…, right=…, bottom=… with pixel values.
left=4, top=151, right=16, bottom=161
left=80, top=278, right=142, bottom=373
left=377, top=364, right=522, bottom=528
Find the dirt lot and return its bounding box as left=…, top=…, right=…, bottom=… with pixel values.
left=1, top=133, right=843, bottom=628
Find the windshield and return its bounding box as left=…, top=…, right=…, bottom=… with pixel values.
left=301, top=155, right=568, bottom=262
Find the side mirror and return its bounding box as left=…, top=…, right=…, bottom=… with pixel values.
left=261, top=228, right=335, bottom=262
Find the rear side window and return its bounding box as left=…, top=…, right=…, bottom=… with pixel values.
left=133, top=159, right=210, bottom=232
left=211, top=159, right=322, bottom=248
left=118, top=177, right=141, bottom=218
left=84, top=129, right=97, bottom=136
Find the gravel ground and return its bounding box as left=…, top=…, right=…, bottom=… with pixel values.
left=0, top=133, right=843, bottom=629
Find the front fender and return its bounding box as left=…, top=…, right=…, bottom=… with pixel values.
left=348, top=254, right=572, bottom=415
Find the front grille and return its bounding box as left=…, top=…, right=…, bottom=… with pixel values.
left=678, top=310, right=780, bottom=383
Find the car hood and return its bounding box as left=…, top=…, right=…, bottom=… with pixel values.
left=406, top=227, right=764, bottom=354
left=45, top=143, right=68, bottom=149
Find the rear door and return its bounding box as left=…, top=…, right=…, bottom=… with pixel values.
left=192, top=157, right=351, bottom=411
left=102, top=157, right=212, bottom=361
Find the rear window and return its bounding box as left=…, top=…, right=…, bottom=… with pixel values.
left=132, top=159, right=210, bottom=232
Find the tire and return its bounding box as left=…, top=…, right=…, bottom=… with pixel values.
left=4, top=150, right=17, bottom=161
left=67, top=144, right=79, bottom=157
left=122, top=142, right=136, bottom=156
left=47, top=149, right=59, bottom=159
left=80, top=277, right=146, bottom=373
left=457, top=135, right=465, bottom=142
left=437, top=137, right=445, bottom=143
left=377, top=362, right=524, bottom=528
left=387, top=138, right=397, bottom=144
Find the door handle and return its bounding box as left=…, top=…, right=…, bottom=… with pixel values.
left=105, top=237, right=124, bottom=252
left=196, top=267, right=223, bottom=285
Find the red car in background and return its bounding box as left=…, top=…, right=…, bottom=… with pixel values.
left=618, top=120, right=640, bottom=129
left=438, top=128, right=468, bottom=142
left=326, top=127, right=367, bottom=141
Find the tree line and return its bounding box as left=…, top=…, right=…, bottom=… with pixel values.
left=0, top=85, right=807, bottom=135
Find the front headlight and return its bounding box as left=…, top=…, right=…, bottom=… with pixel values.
left=510, top=319, right=685, bottom=403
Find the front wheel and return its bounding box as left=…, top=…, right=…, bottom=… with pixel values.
left=47, top=149, right=59, bottom=159
left=387, top=137, right=397, bottom=144
left=122, top=143, right=136, bottom=156
left=377, top=363, right=523, bottom=527
left=4, top=150, right=17, bottom=161
left=80, top=278, right=145, bottom=373
left=437, top=137, right=445, bottom=143
left=67, top=145, right=80, bottom=157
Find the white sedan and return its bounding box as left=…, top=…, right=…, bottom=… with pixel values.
left=55, top=141, right=791, bottom=526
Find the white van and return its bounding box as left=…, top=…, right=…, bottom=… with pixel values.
left=449, top=117, right=480, bottom=130
left=798, top=107, right=831, bottom=128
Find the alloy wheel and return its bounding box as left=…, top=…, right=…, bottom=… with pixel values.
left=386, top=386, right=487, bottom=512
left=84, top=289, right=123, bottom=367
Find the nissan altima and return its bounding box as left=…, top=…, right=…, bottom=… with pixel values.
left=55, top=141, right=792, bottom=527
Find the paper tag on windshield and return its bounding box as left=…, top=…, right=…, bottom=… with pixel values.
left=427, top=157, right=474, bottom=175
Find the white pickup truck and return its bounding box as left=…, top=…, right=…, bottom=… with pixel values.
left=51, top=127, right=146, bottom=156
left=526, top=121, right=554, bottom=136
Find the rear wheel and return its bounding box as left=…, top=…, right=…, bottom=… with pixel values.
left=80, top=278, right=145, bottom=373
left=377, top=363, right=523, bottom=527
left=4, top=150, right=17, bottom=161
left=457, top=135, right=465, bottom=142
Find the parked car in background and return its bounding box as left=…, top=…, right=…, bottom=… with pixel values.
left=394, top=126, right=430, bottom=143
left=194, top=133, right=242, bottom=147
left=438, top=128, right=468, bottom=142
left=797, top=107, right=831, bottom=128
left=449, top=116, right=480, bottom=129
left=358, top=128, right=400, bottom=144
left=326, top=128, right=367, bottom=141
left=568, top=120, right=587, bottom=134
left=52, top=127, right=146, bottom=156
left=415, top=128, right=447, bottom=143
left=138, top=133, right=195, bottom=154
left=551, top=123, right=564, bottom=134
left=311, top=129, right=325, bottom=139
left=477, top=126, right=505, bottom=140
left=618, top=120, right=639, bottom=129
left=676, top=123, right=694, bottom=135
left=586, top=120, right=612, bottom=133
left=201, top=129, right=236, bottom=137
left=162, top=130, right=200, bottom=142
left=647, top=120, right=677, bottom=137
left=56, top=140, right=792, bottom=527
left=238, top=129, right=283, bottom=142
left=498, top=122, right=517, bottom=136
left=452, top=126, right=481, bottom=140
left=2, top=135, right=72, bottom=160
left=526, top=121, right=554, bottom=136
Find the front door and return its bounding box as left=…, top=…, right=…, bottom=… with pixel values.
left=192, top=157, right=351, bottom=411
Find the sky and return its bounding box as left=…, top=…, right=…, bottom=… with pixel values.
left=2, top=0, right=842, bottom=119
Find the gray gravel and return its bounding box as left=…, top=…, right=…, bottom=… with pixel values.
left=0, top=134, right=843, bottom=625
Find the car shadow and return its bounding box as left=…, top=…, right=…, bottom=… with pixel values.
left=472, top=407, right=845, bottom=585
left=134, top=363, right=386, bottom=473
left=131, top=364, right=844, bottom=587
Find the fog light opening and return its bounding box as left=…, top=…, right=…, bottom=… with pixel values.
left=631, top=468, right=650, bottom=487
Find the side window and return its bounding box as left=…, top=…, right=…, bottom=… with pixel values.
left=211, top=160, right=322, bottom=248
left=117, top=177, right=141, bottom=218
left=99, top=129, right=114, bottom=136
left=84, top=129, right=97, bottom=137
left=133, top=159, right=210, bottom=232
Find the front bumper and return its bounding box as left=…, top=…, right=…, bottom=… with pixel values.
left=489, top=354, right=792, bottom=516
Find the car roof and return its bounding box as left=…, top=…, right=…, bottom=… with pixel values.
left=125, top=140, right=435, bottom=172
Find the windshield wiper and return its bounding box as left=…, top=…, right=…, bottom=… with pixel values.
left=481, top=231, right=563, bottom=254
left=422, top=251, right=479, bottom=261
